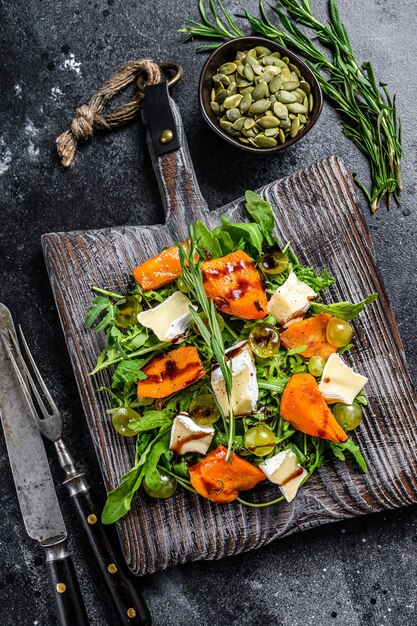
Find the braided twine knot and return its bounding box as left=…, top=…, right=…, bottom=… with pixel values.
left=56, top=59, right=161, bottom=167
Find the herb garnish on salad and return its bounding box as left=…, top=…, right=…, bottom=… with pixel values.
left=85, top=191, right=377, bottom=524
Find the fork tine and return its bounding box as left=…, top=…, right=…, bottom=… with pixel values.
left=7, top=329, right=55, bottom=420
left=18, top=326, right=59, bottom=415
left=0, top=332, right=41, bottom=425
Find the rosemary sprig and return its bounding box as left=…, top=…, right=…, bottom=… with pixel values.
left=177, top=229, right=236, bottom=460
left=180, top=0, right=402, bottom=212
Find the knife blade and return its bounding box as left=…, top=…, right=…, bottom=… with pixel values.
left=0, top=303, right=89, bottom=626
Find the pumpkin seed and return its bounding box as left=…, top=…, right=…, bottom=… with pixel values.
left=249, top=99, right=271, bottom=115
left=273, top=102, right=288, bottom=118
left=280, top=117, right=291, bottom=129
left=299, top=80, right=311, bottom=95
left=210, top=101, right=220, bottom=115
left=262, top=70, right=276, bottom=83
left=278, top=128, right=286, bottom=144
left=254, top=134, right=277, bottom=148
left=280, top=67, right=291, bottom=82
left=245, top=54, right=258, bottom=66
left=243, top=64, right=255, bottom=82
left=289, top=63, right=301, bottom=78
left=244, top=118, right=256, bottom=130
left=246, top=48, right=258, bottom=58
left=263, top=56, right=277, bottom=66
left=282, top=56, right=290, bottom=65
left=309, top=94, right=314, bottom=112
left=226, top=107, right=242, bottom=122
left=219, top=119, right=236, bottom=135
left=255, top=46, right=271, bottom=56
left=240, top=92, right=252, bottom=113
left=223, top=94, right=243, bottom=109
left=264, top=110, right=274, bottom=116
left=270, top=94, right=277, bottom=105
left=269, top=75, right=282, bottom=93
left=287, top=102, right=308, bottom=114
left=213, top=73, right=230, bottom=86
left=258, top=116, right=280, bottom=128
left=239, top=136, right=250, bottom=144
left=228, top=82, right=238, bottom=96
left=236, top=51, right=246, bottom=61
left=290, top=117, right=300, bottom=138
left=232, top=117, right=246, bottom=130
left=242, top=128, right=256, bottom=138
left=252, top=81, right=268, bottom=101
left=281, top=81, right=299, bottom=91
left=240, top=86, right=254, bottom=94
left=237, top=65, right=246, bottom=77
left=253, top=63, right=264, bottom=75
left=215, top=89, right=229, bottom=104
left=277, top=90, right=297, bottom=104
left=299, top=114, right=307, bottom=124
left=236, top=79, right=252, bottom=88
left=219, top=62, right=237, bottom=75
left=265, top=127, right=279, bottom=137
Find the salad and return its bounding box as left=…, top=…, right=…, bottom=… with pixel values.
left=85, top=191, right=377, bottom=524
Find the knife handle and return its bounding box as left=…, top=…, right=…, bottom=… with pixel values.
left=70, top=485, right=151, bottom=626
left=45, top=540, right=89, bottom=626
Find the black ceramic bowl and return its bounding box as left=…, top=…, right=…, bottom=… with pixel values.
left=199, top=36, right=323, bottom=154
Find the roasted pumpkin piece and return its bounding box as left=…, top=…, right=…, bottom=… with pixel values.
left=281, top=313, right=337, bottom=360
left=132, top=242, right=189, bottom=291
left=188, top=445, right=266, bottom=503
left=137, top=346, right=205, bottom=399
left=280, top=373, right=348, bottom=443
left=201, top=250, right=267, bottom=320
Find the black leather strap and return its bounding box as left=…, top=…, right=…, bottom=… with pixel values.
left=142, top=81, right=180, bottom=156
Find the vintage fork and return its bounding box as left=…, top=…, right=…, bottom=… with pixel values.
left=5, top=328, right=151, bottom=626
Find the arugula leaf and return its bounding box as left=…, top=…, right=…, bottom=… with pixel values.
left=85, top=296, right=119, bottom=331
left=293, top=266, right=336, bottom=292
left=310, top=293, right=378, bottom=320
left=143, top=432, right=171, bottom=490
left=286, top=345, right=308, bottom=356
left=244, top=190, right=275, bottom=245
left=218, top=215, right=263, bottom=256
left=329, top=439, right=368, bottom=472
left=112, top=359, right=147, bottom=389
left=101, top=464, right=144, bottom=524
left=215, top=230, right=234, bottom=255
left=129, top=410, right=173, bottom=432
left=194, top=220, right=223, bottom=258
left=354, top=389, right=368, bottom=406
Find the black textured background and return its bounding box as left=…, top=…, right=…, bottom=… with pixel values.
left=1, top=1, right=416, bottom=625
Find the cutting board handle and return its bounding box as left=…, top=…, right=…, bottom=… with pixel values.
left=142, top=82, right=208, bottom=236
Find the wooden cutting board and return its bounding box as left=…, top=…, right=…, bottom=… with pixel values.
left=42, top=91, right=417, bottom=576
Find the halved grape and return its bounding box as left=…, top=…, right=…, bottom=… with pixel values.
left=144, top=471, right=177, bottom=499
left=259, top=248, right=288, bottom=275
left=111, top=407, right=140, bottom=437
left=308, top=355, right=326, bottom=377
left=189, top=394, right=220, bottom=426
left=249, top=323, right=281, bottom=358
left=116, top=296, right=142, bottom=328
left=326, top=317, right=353, bottom=348
left=243, top=425, right=276, bottom=457
left=332, top=402, right=363, bottom=431
left=176, top=276, right=189, bottom=294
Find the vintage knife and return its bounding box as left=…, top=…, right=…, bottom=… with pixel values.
left=0, top=304, right=89, bottom=626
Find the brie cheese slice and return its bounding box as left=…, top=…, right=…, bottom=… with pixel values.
left=137, top=291, right=197, bottom=342
left=318, top=353, right=368, bottom=404
left=259, top=449, right=307, bottom=502
left=169, top=413, right=214, bottom=456
left=266, top=272, right=316, bottom=326
left=211, top=340, right=258, bottom=417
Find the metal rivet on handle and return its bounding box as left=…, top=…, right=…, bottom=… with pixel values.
left=159, top=129, right=173, bottom=144
left=87, top=514, right=97, bottom=525
left=127, top=608, right=137, bottom=618
left=56, top=583, right=66, bottom=593
left=108, top=563, right=118, bottom=574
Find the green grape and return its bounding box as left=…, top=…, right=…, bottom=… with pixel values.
left=259, top=248, right=289, bottom=275
left=332, top=402, right=363, bottom=431
left=243, top=425, right=276, bottom=457
left=189, top=394, right=220, bottom=426
left=144, top=471, right=177, bottom=499
left=111, top=407, right=140, bottom=437
left=326, top=317, right=353, bottom=348
left=308, top=355, right=326, bottom=377
left=115, top=296, right=142, bottom=328
left=249, top=323, right=281, bottom=358
left=176, top=276, right=189, bottom=294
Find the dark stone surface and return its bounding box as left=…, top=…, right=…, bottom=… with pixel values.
left=0, top=0, right=416, bottom=624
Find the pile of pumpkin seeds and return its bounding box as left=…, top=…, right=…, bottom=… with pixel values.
left=210, top=46, right=314, bottom=148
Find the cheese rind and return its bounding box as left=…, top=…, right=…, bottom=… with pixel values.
left=211, top=340, right=258, bottom=417
left=259, top=449, right=307, bottom=502
left=137, top=291, right=196, bottom=342
left=266, top=272, right=316, bottom=325
left=318, top=353, right=368, bottom=404
left=169, top=413, right=214, bottom=455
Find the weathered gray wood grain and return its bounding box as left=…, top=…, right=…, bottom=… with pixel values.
left=42, top=98, right=417, bottom=576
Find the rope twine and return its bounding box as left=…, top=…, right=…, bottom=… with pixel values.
left=56, top=60, right=161, bottom=167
